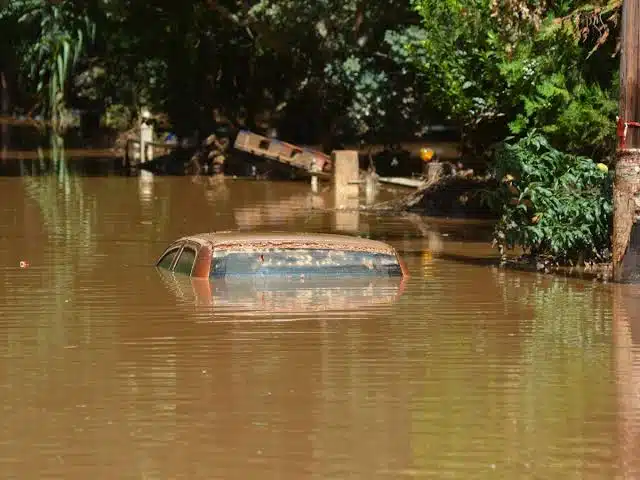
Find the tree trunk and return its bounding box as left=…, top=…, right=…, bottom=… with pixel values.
left=613, top=0, right=640, bottom=283
left=0, top=71, right=9, bottom=158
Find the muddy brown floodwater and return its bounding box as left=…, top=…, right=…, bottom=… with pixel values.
left=0, top=171, right=640, bottom=479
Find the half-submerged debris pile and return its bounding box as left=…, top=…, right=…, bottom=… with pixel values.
left=369, top=166, right=497, bottom=219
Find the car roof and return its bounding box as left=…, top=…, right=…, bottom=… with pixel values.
left=174, top=231, right=398, bottom=255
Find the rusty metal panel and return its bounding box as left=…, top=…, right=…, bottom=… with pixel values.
left=233, top=130, right=332, bottom=173
left=192, top=232, right=398, bottom=254
left=192, top=244, right=213, bottom=278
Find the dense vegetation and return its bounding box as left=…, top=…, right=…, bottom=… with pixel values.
left=410, top=0, right=619, bottom=161
left=0, top=0, right=433, bottom=146
left=487, top=132, right=613, bottom=263
left=0, top=1, right=620, bottom=148
left=0, top=0, right=622, bottom=263
left=408, top=0, right=619, bottom=263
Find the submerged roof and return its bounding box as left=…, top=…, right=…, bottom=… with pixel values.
left=175, top=231, right=398, bottom=255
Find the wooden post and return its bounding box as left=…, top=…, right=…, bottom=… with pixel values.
left=139, top=109, right=154, bottom=163
left=123, top=140, right=130, bottom=168
left=613, top=0, right=640, bottom=283
left=310, top=156, right=320, bottom=194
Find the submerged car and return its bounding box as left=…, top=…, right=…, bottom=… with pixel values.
left=155, top=231, right=409, bottom=278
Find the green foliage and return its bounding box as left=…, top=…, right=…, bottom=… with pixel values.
left=2, top=0, right=95, bottom=133
left=101, top=104, right=133, bottom=131
left=325, top=57, right=386, bottom=136
left=487, top=132, right=612, bottom=263
left=407, top=0, right=619, bottom=262
left=246, top=0, right=428, bottom=142
left=409, top=0, right=507, bottom=123
left=3, top=0, right=429, bottom=143
left=541, top=82, right=617, bottom=160
left=0, top=0, right=621, bottom=159
left=407, top=0, right=525, bottom=157
left=503, top=42, right=618, bottom=161
left=408, top=0, right=619, bottom=162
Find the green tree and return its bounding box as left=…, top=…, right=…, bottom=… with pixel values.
left=4, top=0, right=436, bottom=146
left=408, top=0, right=619, bottom=165
left=1, top=0, right=96, bottom=134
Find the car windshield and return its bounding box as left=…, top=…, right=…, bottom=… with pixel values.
left=210, top=248, right=401, bottom=277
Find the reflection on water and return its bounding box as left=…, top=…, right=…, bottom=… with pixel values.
left=0, top=172, right=634, bottom=478
left=158, top=270, right=405, bottom=319
left=138, top=169, right=154, bottom=206
left=614, top=285, right=640, bottom=479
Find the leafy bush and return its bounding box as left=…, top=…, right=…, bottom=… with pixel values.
left=408, top=0, right=619, bottom=168
left=3, top=0, right=96, bottom=134
left=507, top=70, right=618, bottom=162
left=486, top=132, right=612, bottom=264
left=101, top=104, right=134, bottom=131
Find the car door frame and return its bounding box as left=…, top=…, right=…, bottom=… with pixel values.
left=156, top=241, right=185, bottom=271
left=171, top=241, right=201, bottom=276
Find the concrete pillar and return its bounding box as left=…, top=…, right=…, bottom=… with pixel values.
left=332, top=150, right=360, bottom=233
left=332, top=149, right=360, bottom=216
left=332, top=150, right=360, bottom=199
left=333, top=204, right=359, bottom=233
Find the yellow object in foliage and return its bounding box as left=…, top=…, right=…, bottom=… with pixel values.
left=596, top=163, right=608, bottom=173
left=502, top=174, right=515, bottom=183
left=420, top=148, right=435, bottom=162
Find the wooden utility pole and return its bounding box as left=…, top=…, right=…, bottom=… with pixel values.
left=613, top=0, right=640, bottom=283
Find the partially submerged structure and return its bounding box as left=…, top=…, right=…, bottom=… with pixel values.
left=233, top=130, right=332, bottom=179
left=156, top=231, right=408, bottom=278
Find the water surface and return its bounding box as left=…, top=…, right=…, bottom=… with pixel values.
left=0, top=173, right=638, bottom=479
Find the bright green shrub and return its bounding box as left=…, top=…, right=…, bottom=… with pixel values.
left=487, top=132, right=612, bottom=264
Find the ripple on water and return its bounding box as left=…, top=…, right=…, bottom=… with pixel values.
left=0, top=175, right=631, bottom=479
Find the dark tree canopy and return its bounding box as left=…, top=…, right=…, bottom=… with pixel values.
left=0, top=0, right=621, bottom=158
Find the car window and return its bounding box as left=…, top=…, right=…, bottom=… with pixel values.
left=211, top=248, right=401, bottom=277
left=174, top=246, right=197, bottom=276
left=157, top=248, right=180, bottom=270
